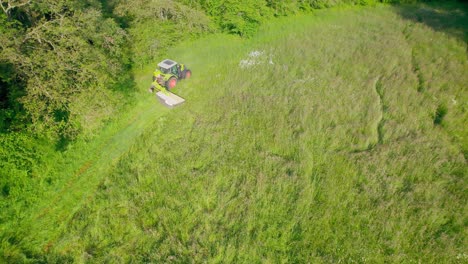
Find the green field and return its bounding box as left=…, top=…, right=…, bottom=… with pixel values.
left=1, top=3, right=467, bottom=263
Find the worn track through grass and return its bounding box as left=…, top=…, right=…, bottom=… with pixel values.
left=3, top=96, right=168, bottom=255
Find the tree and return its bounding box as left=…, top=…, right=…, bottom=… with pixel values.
left=0, top=0, right=130, bottom=138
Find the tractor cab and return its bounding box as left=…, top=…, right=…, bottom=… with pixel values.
left=153, top=59, right=191, bottom=90
left=158, top=59, right=180, bottom=76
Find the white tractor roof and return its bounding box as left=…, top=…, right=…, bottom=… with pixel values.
left=158, top=59, right=177, bottom=70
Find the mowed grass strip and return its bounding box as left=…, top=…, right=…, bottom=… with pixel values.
left=2, top=3, right=467, bottom=263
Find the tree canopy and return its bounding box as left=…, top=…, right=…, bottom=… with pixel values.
left=1, top=0, right=130, bottom=138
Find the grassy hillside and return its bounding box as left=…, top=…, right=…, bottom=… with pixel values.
left=2, top=3, right=467, bottom=263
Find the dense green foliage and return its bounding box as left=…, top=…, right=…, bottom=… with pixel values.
left=1, top=1, right=467, bottom=262
left=110, top=0, right=213, bottom=67
left=0, top=0, right=131, bottom=138
left=1, top=0, right=466, bottom=262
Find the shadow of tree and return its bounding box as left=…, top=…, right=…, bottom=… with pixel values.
left=393, top=1, right=468, bottom=44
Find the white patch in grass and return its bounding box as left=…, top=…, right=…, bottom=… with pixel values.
left=239, top=50, right=274, bottom=68
left=249, top=50, right=264, bottom=57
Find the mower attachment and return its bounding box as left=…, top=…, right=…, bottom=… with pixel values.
left=156, top=91, right=185, bottom=108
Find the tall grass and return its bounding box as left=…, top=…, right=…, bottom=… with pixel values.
left=2, top=3, right=467, bottom=262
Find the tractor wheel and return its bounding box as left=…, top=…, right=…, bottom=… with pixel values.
left=166, top=77, right=177, bottom=89
left=184, top=70, right=192, bottom=79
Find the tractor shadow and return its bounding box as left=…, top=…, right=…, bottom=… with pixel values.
left=393, top=1, right=468, bottom=44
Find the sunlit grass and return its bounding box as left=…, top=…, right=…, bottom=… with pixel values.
left=1, top=3, right=467, bottom=263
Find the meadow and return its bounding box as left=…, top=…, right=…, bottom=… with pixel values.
left=1, top=2, right=467, bottom=263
